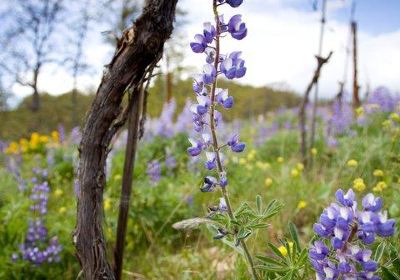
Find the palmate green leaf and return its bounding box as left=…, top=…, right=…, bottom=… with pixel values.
left=374, top=242, right=386, bottom=262
left=263, top=199, right=283, bottom=219
left=288, top=222, right=301, bottom=251
left=234, top=202, right=252, bottom=216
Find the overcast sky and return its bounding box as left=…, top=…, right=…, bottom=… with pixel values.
left=11, top=0, right=400, bottom=104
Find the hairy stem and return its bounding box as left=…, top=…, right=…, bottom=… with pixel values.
left=209, top=1, right=258, bottom=279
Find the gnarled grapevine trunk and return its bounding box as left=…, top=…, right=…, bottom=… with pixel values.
left=73, top=1, right=178, bottom=279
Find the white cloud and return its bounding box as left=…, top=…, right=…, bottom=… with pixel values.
left=11, top=0, right=400, bottom=104
left=181, top=0, right=400, bottom=98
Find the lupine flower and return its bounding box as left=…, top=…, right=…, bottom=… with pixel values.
left=191, top=96, right=211, bottom=115
left=165, top=155, right=177, bottom=170
left=147, top=160, right=161, bottom=183
left=216, top=88, right=234, bottom=109
left=190, top=34, right=208, bottom=53
left=220, top=52, right=247, bottom=79
left=218, top=0, right=244, bottom=8
left=187, top=138, right=204, bottom=156
left=188, top=0, right=247, bottom=229
left=14, top=169, right=62, bottom=265
left=201, top=176, right=218, bottom=192
left=205, top=152, right=217, bottom=170
left=203, top=64, right=217, bottom=84
left=310, top=189, right=396, bottom=279
left=227, top=134, right=246, bottom=152
left=219, top=197, right=228, bottom=212
left=228, top=15, right=247, bottom=40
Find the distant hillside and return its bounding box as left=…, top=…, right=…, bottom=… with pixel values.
left=0, top=77, right=301, bottom=140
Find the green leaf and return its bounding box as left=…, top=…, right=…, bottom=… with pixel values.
left=381, top=266, right=397, bottom=280
left=393, top=259, right=400, bottom=276
left=256, top=195, right=262, bottom=214
left=263, top=199, right=284, bottom=219
left=255, top=264, right=289, bottom=273
left=250, top=223, right=270, bottom=229
left=237, top=228, right=252, bottom=240
left=374, top=242, right=386, bottom=262
left=221, top=237, right=245, bottom=256
left=288, top=222, right=301, bottom=251
left=256, top=255, right=284, bottom=266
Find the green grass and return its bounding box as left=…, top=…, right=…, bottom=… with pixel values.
left=0, top=112, right=399, bottom=279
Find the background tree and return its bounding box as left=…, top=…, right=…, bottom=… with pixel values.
left=0, top=0, right=65, bottom=112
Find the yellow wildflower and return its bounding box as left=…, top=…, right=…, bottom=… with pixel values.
left=51, top=131, right=59, bottom=143
left=297, top=200, right=307, bottom=209
left=278, top=242, right=293, bottom=257
left=296, top=163, right=304, bottom=172
left=376, top=181, right=387, bottom=190
left=256, top=161, right=270, bottom=170
left=58, top=207, right=67, bottom=214
left=390, top=113, right=400, bottom=122
left=265, top=178, right=273, bottom=187
left=239, top=158, right=247, bottom=165
left=355, top=107, right=364, bottom=117
left=39, top=135, right=49, bottom=144
left=311, top=148, right=317, bottom=156
left=278, top=245, right=288, bottom=256
left=277, top=157, right=284, bottom=163
left=113, top=174, right=122, bottom=180
left=291, top=169, right=300, bottom=178
left=19, top=138, right=29, bottom=153
left=347, top=159, right=358, bottom=167
left=54, top=189, right=63, bottom=197
left=5, top=142, right=19, bottom=155
left=353, top=178, right=366, bottom=192
left=382, top=120, right=392, bottom=128
left=104, top=198, right=112, bottom=210
left=373, top=169, right=384, bottom=177
left=247, top=149, right=256, bottom=161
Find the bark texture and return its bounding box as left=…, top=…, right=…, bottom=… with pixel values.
left=74, top=1, right=178, bottom=279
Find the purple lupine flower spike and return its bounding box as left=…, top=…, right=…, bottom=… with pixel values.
left=310, top=189, right=395, bottom=279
